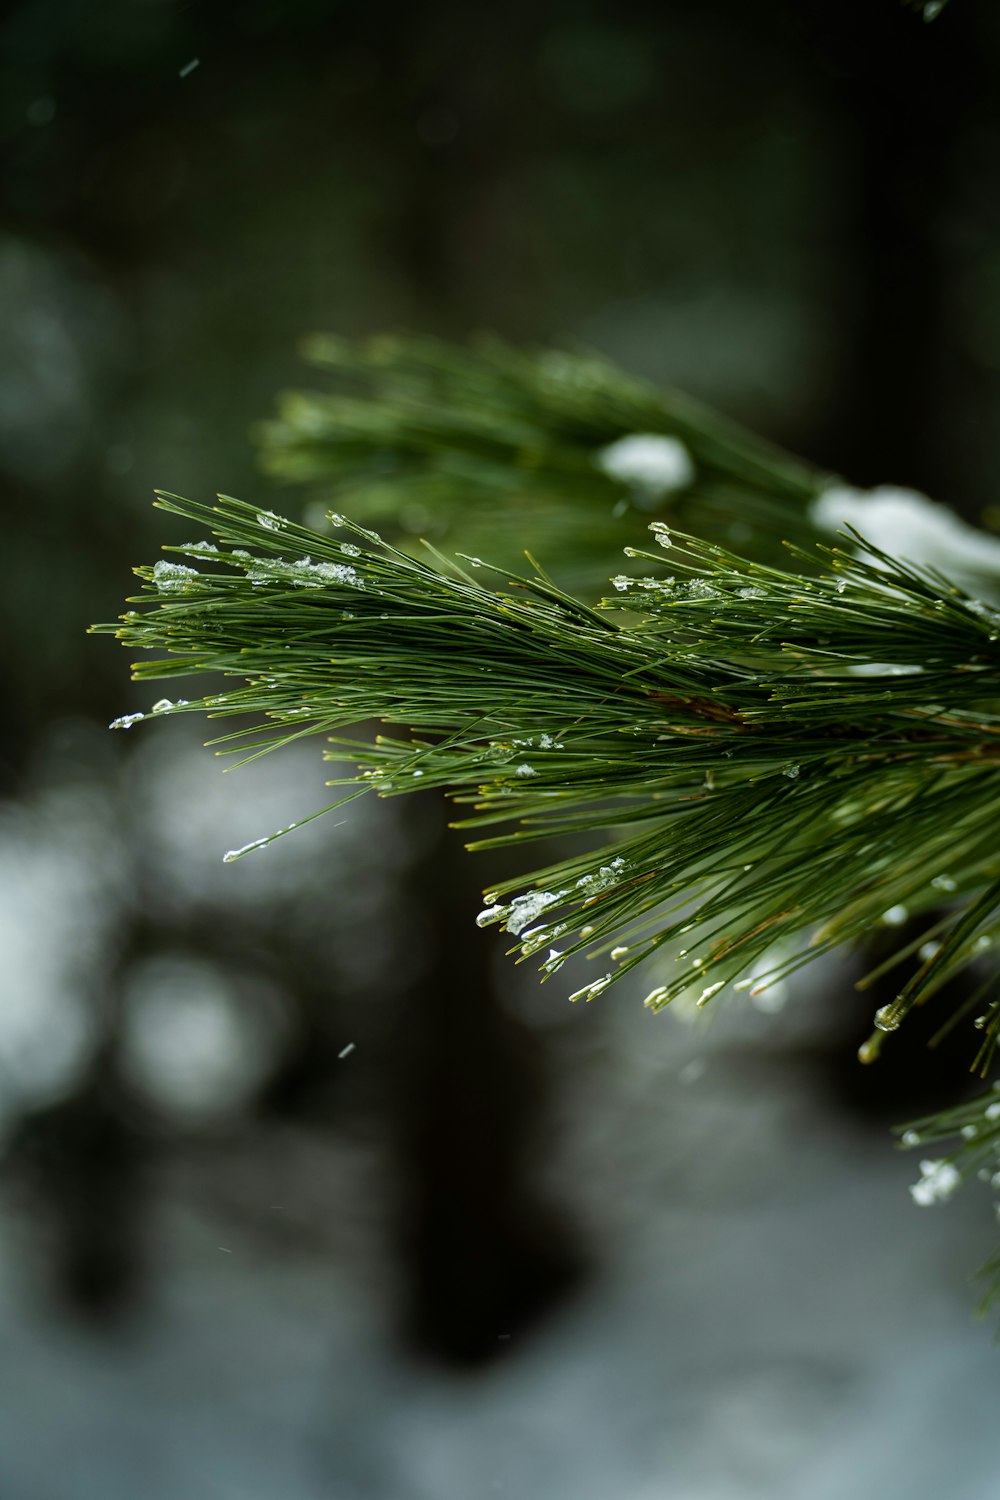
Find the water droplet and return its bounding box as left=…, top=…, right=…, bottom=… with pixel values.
left=874, top=1004, right=901, bottom=1032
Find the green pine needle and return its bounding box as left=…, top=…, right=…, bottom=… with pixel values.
left=898, top=1084, right=1000, bottom=1312
left=255, top=334, right=829, bottom=591
left=94, top=492, right=1000, bottom=1047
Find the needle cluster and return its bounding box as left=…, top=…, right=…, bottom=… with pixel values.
left=95, top=493, right=1000, bottom=1073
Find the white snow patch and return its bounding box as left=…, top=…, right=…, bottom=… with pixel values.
left=595, top=434, right=695, bottom=508
left=910, top=1158, right=962, bottom=1206
left=812, top=484, right=1000, bottom=580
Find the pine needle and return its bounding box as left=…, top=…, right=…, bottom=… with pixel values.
left=93, top=494, right=1000, bottom=1041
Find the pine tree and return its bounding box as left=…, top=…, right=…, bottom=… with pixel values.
left=95, top=335, right=1000, bottom=1316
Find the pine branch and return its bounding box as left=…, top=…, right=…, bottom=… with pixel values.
left=255, top=335, right=829, bottom=591
left=898, top=1086, right=1000, bottom=1313
left=94, top=493, right=1000, bottom=1055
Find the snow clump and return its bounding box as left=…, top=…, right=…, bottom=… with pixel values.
left=595, top=433, right=695, bottom=509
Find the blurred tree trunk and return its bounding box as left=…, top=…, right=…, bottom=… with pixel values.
left=388, top=794, right=587, bottom=1366
left=807, top=0, right=983, bottom=507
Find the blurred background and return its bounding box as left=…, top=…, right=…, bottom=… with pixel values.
left=3, top=1, right=1000, bottom=1496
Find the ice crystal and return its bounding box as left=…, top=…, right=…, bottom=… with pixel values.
left=575, top=857, right=627, bottom=895
left=242, top=556, right=365, bottom=589
left=478, top=889, right=568, bottom=937
left=152, top=559, right=199, bottom=593
left=569, top=974, right=612, bottom=1003
left=696, top=981, right=725, bottom=1007
left=294, top=559, right=363, bottom=587
left=505, top=890, right=567, bottom=936
left=222, top=836, right=271, bottom=863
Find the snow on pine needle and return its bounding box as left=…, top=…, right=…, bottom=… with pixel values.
left=898, top=1083, right=1000, bottom=1312
left=256, top=334, right=827, bottom=591
left=94, top=492, right=1000, bottom=1069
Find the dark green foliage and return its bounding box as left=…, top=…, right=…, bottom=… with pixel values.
left=97, top=333, right=1000, bottom=1316
left=257, top=335, right=827, bottom=593
left=96, top=493, right=1000, bottom=1058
